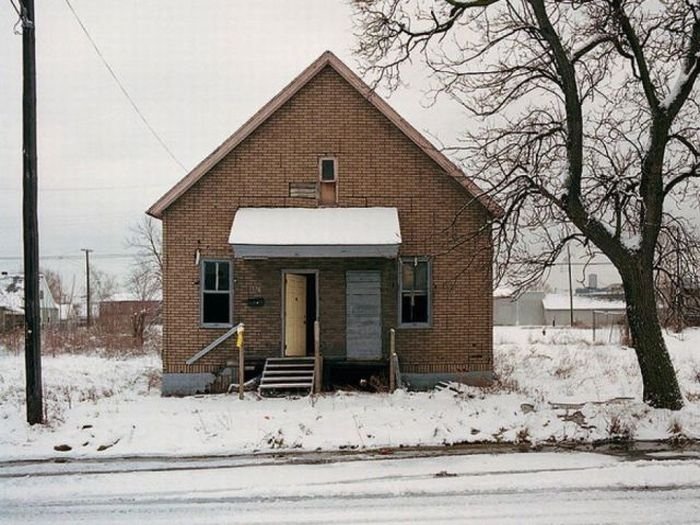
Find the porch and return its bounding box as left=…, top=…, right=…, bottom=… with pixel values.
left=166, top=207, right=405, bottom=395
left=182, top=322, right=400, bottom=396
left=230, top=207, right=401, bottom=365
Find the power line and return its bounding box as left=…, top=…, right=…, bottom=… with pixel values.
left=0, top=253, right=134, bottom=261
left=62, top=0, right=188, bottom=173
left=7, top=0, right=20, bottom=16
left=0, top=183, right=170, bottom=192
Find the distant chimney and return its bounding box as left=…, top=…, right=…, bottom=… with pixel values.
left=589, top=273, right=598, bottom=289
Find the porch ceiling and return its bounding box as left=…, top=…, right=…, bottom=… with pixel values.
left=229, top=207, right=402, bottom=259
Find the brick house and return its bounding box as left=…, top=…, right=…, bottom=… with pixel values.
left=148, top=52, right=501, bottom=395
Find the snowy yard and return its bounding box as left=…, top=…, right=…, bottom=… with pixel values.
left=1, top=327, right=700, bottom=461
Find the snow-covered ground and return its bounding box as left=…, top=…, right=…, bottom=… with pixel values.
left=2, top=451, right=700, bottom=524
left=1, top=327, right=699, bottom=461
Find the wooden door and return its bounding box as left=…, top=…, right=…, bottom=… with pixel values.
left=284, top=274, right=307, bottom=356
left=346, top=271, right=382, bottom=360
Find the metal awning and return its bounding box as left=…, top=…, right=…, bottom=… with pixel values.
left=229, top=207, right=402, bottom=258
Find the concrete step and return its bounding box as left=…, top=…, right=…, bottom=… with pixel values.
left=258, top=357, right=315, bottom=397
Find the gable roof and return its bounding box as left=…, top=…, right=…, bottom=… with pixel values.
left=0, top=273, right=57, bottom=313
left=0, top=273, right=24, bottom=314
left=147, top=51, right=503, bottom=219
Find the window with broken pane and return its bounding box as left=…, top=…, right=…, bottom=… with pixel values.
left=400, top=257, right=430, bottom=326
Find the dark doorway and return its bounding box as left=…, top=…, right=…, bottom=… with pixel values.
left=305, top=273, right=317, bottom=356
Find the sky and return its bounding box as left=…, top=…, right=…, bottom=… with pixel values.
left=0, top=0, right=618, bottom=295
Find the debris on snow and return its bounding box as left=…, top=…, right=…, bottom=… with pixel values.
left=1, top=327, right=700, bottom=461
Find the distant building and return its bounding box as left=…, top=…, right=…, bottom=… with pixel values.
left=493, top=289, right=545, bottom=326
left=575, top=274, right=625, bottom=302
left=99, top=292, right=161, bottom=332
left=542, top=293, right=626, bottom=327
left=493, top=284, right=627, bottom=328
left=73, top=301, right=100, bottom=324
left=0, top=272, right=58, bottom=331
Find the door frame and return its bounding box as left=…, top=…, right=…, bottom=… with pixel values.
left=280, top=269, right=320, bottom=357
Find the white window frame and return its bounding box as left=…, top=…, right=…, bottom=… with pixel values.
left=200, top=258, right=233, bottom=328
left=398, top=256, right=431, bottom=328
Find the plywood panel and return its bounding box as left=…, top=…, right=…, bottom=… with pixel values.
left=346, top=271, right=382, bottom=360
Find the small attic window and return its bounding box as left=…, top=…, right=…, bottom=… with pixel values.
left=320, top=158, right=336, bottom=181
left=319, top=157, right=337, bottom=205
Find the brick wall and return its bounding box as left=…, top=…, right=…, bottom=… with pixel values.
left=161, top=65, right=493, bottom=375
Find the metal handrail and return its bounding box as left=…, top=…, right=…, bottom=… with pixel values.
left=186, top=322, right=243, bottom=365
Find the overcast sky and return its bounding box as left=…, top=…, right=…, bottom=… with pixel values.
left=0, top=0, right=616, bottom=294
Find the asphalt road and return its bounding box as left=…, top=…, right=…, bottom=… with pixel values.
left=1, top=450, right=699, bottom=524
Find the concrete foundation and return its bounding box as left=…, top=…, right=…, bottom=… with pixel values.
left=402, top=371, right=494, bottom=390
left=162, top=373, right=217, bottom=396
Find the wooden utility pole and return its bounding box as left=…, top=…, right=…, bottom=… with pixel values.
left=81, top=249, right=92, bottom=327
left=20, top=0, right=43, bottom=425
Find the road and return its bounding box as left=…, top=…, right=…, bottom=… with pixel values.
left=1, top=450, right=700, bottom=524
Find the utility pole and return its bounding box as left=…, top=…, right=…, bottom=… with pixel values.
left=20, top=0, right=43, bottom=425
left=82, top=249, right=93, bottom=327
left=567, top=245, right=574, bottom=327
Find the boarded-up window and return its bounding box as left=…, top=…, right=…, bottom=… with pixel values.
left=201, top=260, right=231, bottom=326
left=289, top=182, right=318, bottom=199
left=319, top=157, right=337, bottom=205
left=400, top=257, right=430, bottom=326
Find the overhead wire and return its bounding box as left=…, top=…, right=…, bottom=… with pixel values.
left=8, top=0, right=25, bottom=34
left=7, top=0, right=19, bottom=16
left=0, top=183, right=171, bottom=192
left=61, top=0, right=188, bottom=173
left=0, top=253, right=134, bottom=261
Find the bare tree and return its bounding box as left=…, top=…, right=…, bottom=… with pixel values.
left=90, top=267, right=118, bottom=303
left=41, top=268, right=65, bottom=304
left=654, top=219, right=700, bottom=331
left=127, top=216, right=163, bottom=289
left=355, top=0, right=700, bottom=409
left=125, top=265, right=160, bottom=345
left=125, top=216, right=163, bottom=344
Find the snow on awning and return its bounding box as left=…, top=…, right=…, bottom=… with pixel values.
left=229, top=207, right=402, bottom=258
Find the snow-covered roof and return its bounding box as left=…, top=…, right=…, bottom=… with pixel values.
left=105, top=291, right=162, bottom=303
left=493, top=286, right=515, bottom=298
left=0, top=274, right=25, bottom=314
left=542, top=293, right=626, bottom=311
left=0, top=273, right=58, bottom=314
left=229, top=207, right=402, bottom=258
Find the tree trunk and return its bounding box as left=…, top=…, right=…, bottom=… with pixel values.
left=620, top=260, right=683, bottom=410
